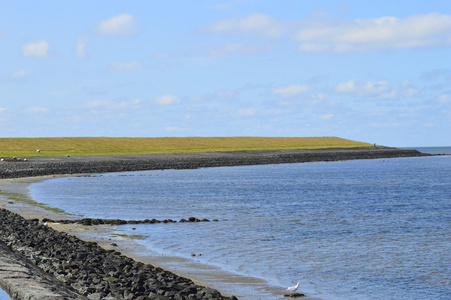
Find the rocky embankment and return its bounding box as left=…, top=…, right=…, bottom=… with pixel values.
left=0, top=147, right=429, bottom=179
left=0, top=209, right=236, bottom=300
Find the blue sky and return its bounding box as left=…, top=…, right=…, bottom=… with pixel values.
left=1, top=0, right=450, bottom=146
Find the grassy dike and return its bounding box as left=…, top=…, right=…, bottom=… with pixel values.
left=0, top=136, right=373, bottom=157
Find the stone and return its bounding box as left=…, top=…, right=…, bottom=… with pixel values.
left=87, top=293, right=102, bottom=300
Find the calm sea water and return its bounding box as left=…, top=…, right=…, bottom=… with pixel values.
left=29, top=150, right=451, bottom=299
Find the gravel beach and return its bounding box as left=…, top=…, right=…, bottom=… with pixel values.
left=0, top=148, right=429, bottom=299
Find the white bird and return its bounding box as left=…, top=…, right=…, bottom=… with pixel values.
left=287, top=282, right=301, bottom=292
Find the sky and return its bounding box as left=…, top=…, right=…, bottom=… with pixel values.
left=1, top=0, right=451, bottom=147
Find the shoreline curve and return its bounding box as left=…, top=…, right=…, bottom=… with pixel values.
left=0, top=148, right=430, bottom=299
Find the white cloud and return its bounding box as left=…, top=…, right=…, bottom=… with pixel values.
left=335, top=79, right=390, bottom=96
left=0, top=107, right=6, bottom=113
left=88, top=88, right=107, bottom=96
left=336, top=79, right=420, bottom=100
left=215, top=89, right=236, bottom=100
left=165, top=126, right=188, bottom=132
left=237, top=107, right=256, bottom=116
left=262, top=108, right=290, bottom=116
left=278, top=91, right=326, bottom=106
left=154, top=95, right=180, bottom=105
left=26, top=106, right=50, bottom=113
left=84, top=99, right=141, bottom=110
left=302, top=93, right=327, bottom=105
left=84, top=100, right=111, bottom=108
left=319, top=114, right=334, bottom=120
left=10, top=70, right=32, bottom=79
left=183, top=113, right=194, bottom=121
left=207, top=12, right=284, bottom=39
left=271, top=85, right=309, bottom=97
left=108, top=61, right=142, bottom=71
left=435, top=94, right=451, bottom=104
left=297, top=43, right=331, bottom=53
left=402, top=88, right=420, bottom=97
left=367, top=121, right=407, bottom=128
left=313, top=93, right=328, bottom=101
left=151, top=52, right=169, bottom=59
left=97, top=14, right=136, bottom=36
left=379, top=90, right=398, bottom=99
left=335, top=79, right=360, bottom=93
left=208, top=43, right=267, bottom=56
left=77, top=35, right=89, bottom=58
left=208, top=12, right=451, bottom=53
left=295, top=13, right=451, bottom=53
left=22, top=40, right=49, bottom=58
left=421, top=68, right=451, bottom=81
left=401, top=78, right=410, bottom=87
left=50, top=89, right=72, bottom=98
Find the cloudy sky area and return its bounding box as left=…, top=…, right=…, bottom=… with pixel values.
left=1, top=0, right=450, bottom=146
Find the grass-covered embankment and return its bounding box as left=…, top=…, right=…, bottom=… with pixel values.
left=0, top=136, right=373, bottom=157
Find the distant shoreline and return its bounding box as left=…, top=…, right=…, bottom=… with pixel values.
left=0, top=147, right=429, bottom=179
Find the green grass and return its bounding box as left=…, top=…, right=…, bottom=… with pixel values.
left=0, top=136, right=374, bottom=157
left=1, top=191, right=72, bottom=215
left=111, top=233, right=147, bottom=240
left=103, top=277, right=119, bottom=282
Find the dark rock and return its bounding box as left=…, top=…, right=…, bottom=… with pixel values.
left=44, top=216, right=216, bottom=226
left=149, top=292, right=171, bottom=300
left=284, top=292, right=305, bottom=298
left=0, top=209, right=234, bottom=299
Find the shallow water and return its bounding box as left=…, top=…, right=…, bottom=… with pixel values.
left=30, top=154, right=451, bottom=299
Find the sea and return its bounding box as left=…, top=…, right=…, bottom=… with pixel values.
left=19, top=146, right=451, bottom=299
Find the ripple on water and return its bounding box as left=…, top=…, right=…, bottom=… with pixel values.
left=29, top=155, right=451, bottom=299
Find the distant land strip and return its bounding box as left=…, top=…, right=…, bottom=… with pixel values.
left=0, top=147, right=429, bottom=179
left=0, top=136, right=373, bottom=157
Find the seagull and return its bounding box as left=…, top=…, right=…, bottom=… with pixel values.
left=287, top=282, right=301, bottom=292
